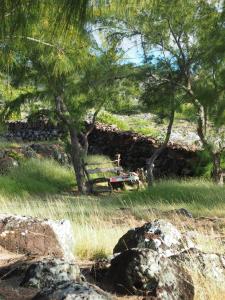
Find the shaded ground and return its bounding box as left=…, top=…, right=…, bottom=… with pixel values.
left=0, top=248, right=38, bottom=300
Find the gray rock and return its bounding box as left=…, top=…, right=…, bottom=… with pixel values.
left=165, top=208, right=193, bottom=218
left=21, top=258, right=81, bottom=289
left=113, top=219, right=194, bottom=256
left=0, top=150, right=5, bottom=159
left=107, top=248, right=194, bottom=299
left=0, top=157, right=18, bottom=174
left=32, top=281, right=113, bottom=300
left=171, top=248, right=225, bottom=283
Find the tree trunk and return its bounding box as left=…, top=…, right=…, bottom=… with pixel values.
left=146, top=106, right=175, bottom=186
left=82, top=134, right=89, bottom=157
left=69, top=127, right=87, bottom=194
left=55, top=95, right=88, bottom=194
left=212, top=152, right=222, bottom=184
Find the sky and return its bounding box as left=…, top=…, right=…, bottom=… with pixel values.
left=92, top=28, right=144, bottom=65
left=119, top=35, right=144, bottom=64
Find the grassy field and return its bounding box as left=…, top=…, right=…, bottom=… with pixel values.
left=0, top=157, right=225, bottom=298
left=0, top=158, right=225, bottom=258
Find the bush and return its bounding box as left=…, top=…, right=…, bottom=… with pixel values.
left=194, top=150, right=225, bottom=178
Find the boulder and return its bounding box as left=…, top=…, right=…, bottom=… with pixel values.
left=0, top=214, right=75, bottom=259
left=90, top=258, right=111, bottom=282
left=21, top=258, right=81, bottom=289
left=171, top=248, right=225, bottom=283
left=0, top=157, right=18, bottom=174
left=0, top=150, right=5, bottom=159
left=107, top=248, right=194, bottom=299
left=165, top=208, right=193, bottom=218
left=113, top=219, right=194, bottom=256
left=32, top=281, right=113, bottom=300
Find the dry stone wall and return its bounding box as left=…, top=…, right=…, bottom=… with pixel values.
left=88, top=123, right=199, bottom=176
left=5, top=120, right=64, bottom=141
left=4, top=121, right=200, bottom=176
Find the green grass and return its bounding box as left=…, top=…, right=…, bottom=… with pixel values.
left=0, top=157, right=225, bottom=261
left=0, top=139, right=20, bottom=149
left=1, top=175, right=225, bottom=259
left=98, top=111, right=159, bottom=137
left=0, top=158, right=74, bottom=197
left=118, top=179, right=225, bottom=217
left=98, top=111, right=129, bottom=131
left=98, top=111, right=161, bottom=138
left=0, top=139, right=62, bottom=149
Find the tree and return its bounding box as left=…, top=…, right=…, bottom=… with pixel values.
left=104, top=0, right=225, bottom=183
left=1, top=16, right=125, bottom=193
left=0, top=0, right=89, bottom=36
left=140, top=65, right=183, bottom=185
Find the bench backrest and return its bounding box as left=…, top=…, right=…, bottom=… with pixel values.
left=83, top=154, right=122, bottom=180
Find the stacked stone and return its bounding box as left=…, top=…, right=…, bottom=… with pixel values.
left=5, top=121, right=64, bottom=141
left=88, top=122, right=199, bottom=177
left=4, top=120, right=200, bottom=176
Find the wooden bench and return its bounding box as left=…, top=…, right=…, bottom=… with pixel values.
left=83, top=154, right=140, bottom=194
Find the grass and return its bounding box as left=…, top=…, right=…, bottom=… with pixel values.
left=0, top=158, right=74, bottom=197
left=119, top=179, right=225, bottom=217
left=0, top=139, right=20, bottom=149
left=0, top=139, right=63, bottom=150
left=0, top=157, right=225, bottom=298
left=98, top=111, right=160, bottom=138
left=97, top=111, right=169, bottom=140
left=0, top=174, right=225, bottom=259
left=98, top=111, right=129, bottom=131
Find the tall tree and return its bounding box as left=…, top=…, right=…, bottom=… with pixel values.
left=104, top=0, right=225, bottom=183
left=1, top=20, right=124, bottom=193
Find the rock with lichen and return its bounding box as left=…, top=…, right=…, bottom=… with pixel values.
left=0, top=157, right=18, bottom=174
left=32, top=281, right=113, bottom=300
left=21, top=258, right=81, bottom=289
left=171, top=248, right=225, bottom=284
left=107, top=248, right=194, bottom=299
left=113, top=219, right=194, bottom=256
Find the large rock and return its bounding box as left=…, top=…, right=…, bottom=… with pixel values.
left=21, top=258, right=81, bottom=289
left=32, top=281, right=113, bottom=300
left=0, top=214, right=74, bottom=259
left=171, top=248, right=225, bottom=283
left=107, top=248, right=194, bottom=299
left=0, top=157, right=18, bottom=174
left=113, top=219, right=193, bottom=256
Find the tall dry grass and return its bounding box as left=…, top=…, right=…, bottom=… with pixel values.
left=0, top=157, right=225, bottom=298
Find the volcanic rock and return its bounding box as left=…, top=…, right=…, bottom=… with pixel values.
left=0, top=214, right=74, bottom=259
left=171, top=248, right=225, bottom=283
left=113, top=219, right=194, bottom=256
left=32, top=281, right=113, bottom=300
left=107, top=248, right=194, bottom=299
left=21, top=258, right=81, bottom=289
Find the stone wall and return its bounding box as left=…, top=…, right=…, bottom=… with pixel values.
left=88, top=123, right=199, bottom=177
left=4, top=121, right=199, bottom=176
left=5, top=121, right=64, bottom=141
